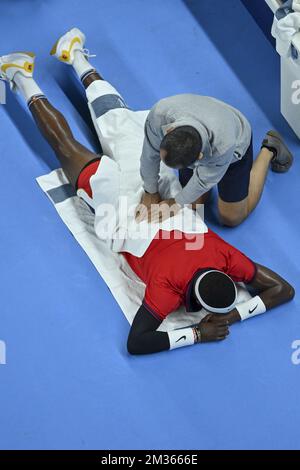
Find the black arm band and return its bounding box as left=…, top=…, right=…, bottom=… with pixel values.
left=127, top=305, right=170, bottom=355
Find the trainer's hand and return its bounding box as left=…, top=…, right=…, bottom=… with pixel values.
left=198, top=314, right=230, bottom=342
left=135, top=192, right=161, bottom=222
left=148, top=198, right=181, bottom=224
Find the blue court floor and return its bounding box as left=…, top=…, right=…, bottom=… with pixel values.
left=0, top=0, right=299, bottom=450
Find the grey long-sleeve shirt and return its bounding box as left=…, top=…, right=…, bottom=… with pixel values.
left=140, top=94, right=252, bottom=206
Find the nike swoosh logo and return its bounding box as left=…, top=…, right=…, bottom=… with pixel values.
left=249, top=304, right=258, bottom=314
left=176, top=335, right=187, bottom=343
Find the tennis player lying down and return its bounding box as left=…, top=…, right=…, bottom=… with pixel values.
left=0, top=28, right=295, bottom=355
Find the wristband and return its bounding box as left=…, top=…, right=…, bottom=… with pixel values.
left=168, top=327, right=196, bottom=350
left=236, top=295, right=266, bottom=321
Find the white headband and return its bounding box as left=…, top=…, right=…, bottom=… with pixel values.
left=194, top=270, right=238, bottom=314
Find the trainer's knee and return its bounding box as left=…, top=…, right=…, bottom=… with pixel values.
left=219, top=212, right=245, bottom=227
left=218, top=199, right=248, bottom=227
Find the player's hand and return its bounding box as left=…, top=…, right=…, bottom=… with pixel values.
left=204, top=310, right=240, bottom=326
left=197, top=314, right=230, bottom=342
left=135, top=192, right=161, bottom=222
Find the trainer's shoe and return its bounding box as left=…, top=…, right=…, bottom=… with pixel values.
left=50, top=27, right=87, bottom=64
left=262, top=130, right=293, bottom=173
left=0, top=52, right=35, bottom=89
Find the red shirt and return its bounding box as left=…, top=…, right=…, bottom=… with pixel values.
left=76, top=161, right=256, bottom=321
left=123, top=229, right=256, bottom=321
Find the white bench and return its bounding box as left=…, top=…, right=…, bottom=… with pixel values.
left=265, top=0, right=300, bottom=138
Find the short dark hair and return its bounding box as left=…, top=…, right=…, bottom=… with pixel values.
left=160, top=126, right=202, bottom=169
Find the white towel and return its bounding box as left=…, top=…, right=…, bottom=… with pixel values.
left=36, top=78, right=252, bottom=330
left=272, top=12, right=300, bottom=57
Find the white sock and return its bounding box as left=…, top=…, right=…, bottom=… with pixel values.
left=13, top=72, right=44, bottom=104
left=73, top=50, right=95, bottom=80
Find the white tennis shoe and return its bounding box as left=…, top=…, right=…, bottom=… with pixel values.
left=50, top=27, right=92, bottom=64
left=0, top=52, right=35, bottom=90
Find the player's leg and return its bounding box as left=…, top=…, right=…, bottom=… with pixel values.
left=0, top=52, right=98, bottom=187
left=50, top=28, right=143, bottom=162
left=30, top=97, right=99, bottom=187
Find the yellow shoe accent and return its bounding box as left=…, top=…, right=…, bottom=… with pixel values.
left=14, top=51, right=36, bottom=58
left=1, top=61, right=34, bottom=74
left=24, top=61, right=34, bottom=73
left=51, top=36, right=81, bottom=63
left=60, top=37, right=81, bottom=62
